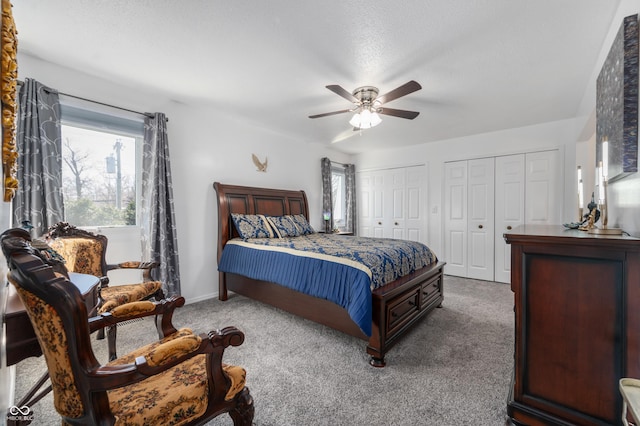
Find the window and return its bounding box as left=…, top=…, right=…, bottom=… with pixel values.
left=331, top=166, right=346, bottom=230
left=60, top=98, right=144, bottom=227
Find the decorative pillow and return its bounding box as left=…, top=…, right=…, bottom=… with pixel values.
left=231, top=213, right=274, bottom=239
left=267, top=215, right=301, bottom=238
left=291, top=214, right=315, bottom=235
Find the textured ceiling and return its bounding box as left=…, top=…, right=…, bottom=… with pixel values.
left=12, top=1, right=620, bottom=154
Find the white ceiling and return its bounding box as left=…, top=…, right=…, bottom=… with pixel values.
left=12, top=1, right=620, bottom=154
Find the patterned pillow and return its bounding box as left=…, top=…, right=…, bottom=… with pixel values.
left=267, top=215, right=301, bottom=238
left=291, top=214, right=315, bottom=235
left=231, top=213, right=274, bottom=239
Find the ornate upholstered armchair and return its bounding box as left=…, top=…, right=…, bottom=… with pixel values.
left=1, top=228, right=254, bottom=426
left=44, top=222, right=165, bottom=360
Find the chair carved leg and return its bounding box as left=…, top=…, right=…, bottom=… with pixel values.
left=107, top=325, right=117, bottom=361
left=228, top=387, right=254, bottom=426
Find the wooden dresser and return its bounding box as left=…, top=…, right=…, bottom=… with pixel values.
left=504, top=225, right=640, bottom=426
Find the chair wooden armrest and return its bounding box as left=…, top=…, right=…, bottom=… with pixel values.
left=88, top=296, right=185, bottom=338
left=87, top=327, right=245, bottom=390
left=106, top=260, right=160, bottom=281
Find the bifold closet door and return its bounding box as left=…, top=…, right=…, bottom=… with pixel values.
left=443, top=161, right=468, bottom=277
left=525, top=150, right=561, bottom=225
left=494, top=154, right=525, bottom=284
left=466, top=158, right=495, bottom=281
left=444, top=158, right=495, bottom=280
left=358, top=166, right=427, bottom=241
left=358, top=171, right=386, bottom=238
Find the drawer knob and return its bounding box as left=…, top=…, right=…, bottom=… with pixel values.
left=478, top=224, right=483, bottom=229
left=395, top=222, right=399, bottom=226
left=507, top=225, right=512, bottom=230
left=378, top=222, right=382, bottom=225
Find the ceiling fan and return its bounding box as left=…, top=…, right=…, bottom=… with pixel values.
left=309, top=80, right=422, bottom=130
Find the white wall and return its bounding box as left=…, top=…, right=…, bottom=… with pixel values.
left=574, top=0, right=640, bottom=237
left=355, top=117, right=585, bottom=257
left=17, top=54, right=351, bottom=303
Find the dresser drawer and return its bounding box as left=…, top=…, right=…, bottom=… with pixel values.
left=386, top=287, right=420, bottom=335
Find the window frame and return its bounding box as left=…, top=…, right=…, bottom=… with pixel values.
left=59, top=96, right=145, bottom=228
left=331, top=165, right=347, bottom=230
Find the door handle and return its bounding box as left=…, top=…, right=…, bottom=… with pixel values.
left=478, top=224, right=483, bottom=229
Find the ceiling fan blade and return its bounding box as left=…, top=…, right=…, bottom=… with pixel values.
left=376, top=80, right=422, bottom=105
left=377, top=107, right=420, bottom=120
left=326, top=85, right=359, bottom=103
left=308, top=109, right=352, bottom=119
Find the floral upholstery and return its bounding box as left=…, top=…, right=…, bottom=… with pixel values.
left=99, top=281, right=163, bottom=313
left=107, top=329, right=247, bottom=424
left=110, top=300, right=156, bottom=318
left=48, top=237, right=163, bottom=314
left=11, top=284, right=84, bottom=418
left=48, top=237, right=103, bottom=277
left=145, top=333, right=202, bottom=367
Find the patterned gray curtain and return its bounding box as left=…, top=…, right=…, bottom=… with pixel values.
left=321, top=157, right=333, bottom=231
left=141, top=113, right=181, bottom=296
left=12, top=78, right=64, bottom=236
left=344, top=163, right=357, bottom=234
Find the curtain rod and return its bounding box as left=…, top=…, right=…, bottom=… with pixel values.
left=17, top=79, right=167, bottom=121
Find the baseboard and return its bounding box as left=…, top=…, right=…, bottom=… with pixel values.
left=183, top=292, right=217, bottom=305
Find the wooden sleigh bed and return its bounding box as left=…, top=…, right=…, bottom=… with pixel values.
left=214, top=182, right=445, bottom=366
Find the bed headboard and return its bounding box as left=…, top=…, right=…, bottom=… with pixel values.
left=213, top=182, right=310, bottom=262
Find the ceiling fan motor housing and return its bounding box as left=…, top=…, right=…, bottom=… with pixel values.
left=352, top=86, right=379, bottom=106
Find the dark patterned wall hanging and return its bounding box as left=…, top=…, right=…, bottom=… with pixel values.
left=596, top=14, right=639, bottom=182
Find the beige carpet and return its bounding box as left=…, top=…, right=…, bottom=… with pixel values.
left=14, top=275, right=514, bottom=425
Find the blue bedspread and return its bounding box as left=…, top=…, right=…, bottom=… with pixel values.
left=217, top=233, right=438, bottom=336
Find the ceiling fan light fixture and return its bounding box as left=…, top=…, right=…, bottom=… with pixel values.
left=359, top=108, right=373, bottom=129
left=353, top=108, right=381, bottom=130
left=370, top=111, right=382, bottom=127
left=349, top=112, right=361, bottom=128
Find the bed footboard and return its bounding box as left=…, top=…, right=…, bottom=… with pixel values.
left=368, top=261, right=445, bottom=367
left=219, top=261, right=445, bottom=366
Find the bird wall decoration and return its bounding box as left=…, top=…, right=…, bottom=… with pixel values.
left=252, top=154, right=268, bottom=172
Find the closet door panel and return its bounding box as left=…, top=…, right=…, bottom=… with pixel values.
left=405, top=166, right=426, bottom=242
left=525, top=150, right=561, bottom=224
left=444, top=161, right=468, bottom=277
left=467, top=158, right=495, bottom=281
left=372, top=172, right=385, bottom=238
left=391, top=185, right=405, bottom=240
left=494, top=154, right=525, bottom=284
left=358, top=173, right=373, bottom=237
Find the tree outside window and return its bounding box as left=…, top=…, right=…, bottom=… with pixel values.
left=61, top=125, right=137, bottom=226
